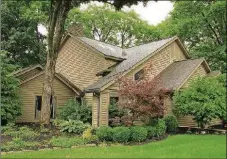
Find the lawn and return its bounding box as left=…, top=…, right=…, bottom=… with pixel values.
left=3, top=135, right=226, bottom=158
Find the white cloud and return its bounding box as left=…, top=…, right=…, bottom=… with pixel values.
left=122, top=1, right=173, bottom=25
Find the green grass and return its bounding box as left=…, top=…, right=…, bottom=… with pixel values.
left=3, top=135, right=226, bottom=158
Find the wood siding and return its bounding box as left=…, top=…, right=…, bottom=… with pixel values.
left=92, top=95, right=99, bottom=127
left=99, top=92, right=109, bottom=126
left=17, top=74, right=76, bottom=123
left=164, top=96, right=173, bottom=116
left=84, top=93, right=93, bottom=106
left=171, top=41, right=187, bottom=61
left=56, top=37, right=117, bottom=90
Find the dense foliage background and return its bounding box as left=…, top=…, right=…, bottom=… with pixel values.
left=2, top=1, right=225, bottom=72
left=1, top=51, right=21, bottom=125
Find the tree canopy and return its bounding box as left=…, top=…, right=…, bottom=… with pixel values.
left=157, top=1, right=226, bottom=72
left=66, top=4, right=160, bottom=48
left=1, top=1, right=49, bottom=67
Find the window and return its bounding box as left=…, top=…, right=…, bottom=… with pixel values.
left=35, top=96, right=42, bottom=119
left=50, top=96, right=57, bottom=119
left=134, top=69, right=144, bottom=80
left=110, top=97, right=119, bottom=105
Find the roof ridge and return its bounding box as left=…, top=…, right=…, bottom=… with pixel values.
left=125, top=36, right=177, bottom=49
left=78, top=36, right=123, bottom=49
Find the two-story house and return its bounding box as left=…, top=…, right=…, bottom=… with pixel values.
left=16, top=24, right=220, bottom=127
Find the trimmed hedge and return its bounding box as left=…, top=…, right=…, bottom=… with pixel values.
left=130, top=126, right=148, bottom=142
left=147, top=119, right=166, bottom=138
left=146, top=126, right=157, bottom=139
left=112, top=127, right=131, bottom=143
left=96, top=126, right=113, bottom=141
left=155, top=119, right=166, bottom=137
left=164, top=115, right=178, bottom=133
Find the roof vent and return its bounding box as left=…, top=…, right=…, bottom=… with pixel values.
left=122, top=50, right=127, bottom=57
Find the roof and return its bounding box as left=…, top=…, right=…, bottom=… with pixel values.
left=78, top=37, right=126, bottom=60
left=11, top=64, right=43, bottom=76
left=84, top=36, right=177, bottom=92
left=155, top=58, right=207, bottom=90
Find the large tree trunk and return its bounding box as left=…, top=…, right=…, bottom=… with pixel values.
left=41, top=0, right=72, bottom=124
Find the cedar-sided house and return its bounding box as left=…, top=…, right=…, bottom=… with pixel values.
left=15, top=25, right=221, bottom=127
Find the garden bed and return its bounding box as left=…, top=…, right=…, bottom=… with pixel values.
left=2, top=135, right=226, bottom=158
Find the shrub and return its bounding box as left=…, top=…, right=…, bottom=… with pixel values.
left=146, top=126, right=157, bottom=139
left=96, top=126, right=113, bottom=141
left=130, top=126, right=148, bottom=142
left=109, top=98, right=125, bottom=119
left=164, top=115, right=178, bottom=133
left=82, top=127, right=98, bottom=143
left=50, top=136, right=86, bottom=148
left=147, top=119, right=166, bottom=138
left=59, top=119, right=90, bottom=134
left=173, top=76, right=226, bottom=128
left=112, top=127, right=131, bottom=143
left=58, top=98, right=92, bottom=124
left=155, top=119, right=166, bottom=137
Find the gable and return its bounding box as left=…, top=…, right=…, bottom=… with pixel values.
left=20, top=74, right=75, bottom=97
left=13, top=64, right=43, bottom=81
left=171, top=41, right=187, bottom=61
left=17, top=68, right=43, bottom=81
left=107, top=39, right=189, bottom=91
left=180, top=63, right=209, bottom=89
left=56, top=36, right=116, bottom=90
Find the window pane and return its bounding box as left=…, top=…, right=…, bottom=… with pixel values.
left=36, top=96, right=42, bottom=111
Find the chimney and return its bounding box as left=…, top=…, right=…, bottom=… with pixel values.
left=67, top=23, right=83, bottom=36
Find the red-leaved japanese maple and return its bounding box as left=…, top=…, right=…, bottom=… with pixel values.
left=117, top=67, right=172, bottom=126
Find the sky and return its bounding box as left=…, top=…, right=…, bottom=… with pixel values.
left=38, top=1, right=173, bottom=35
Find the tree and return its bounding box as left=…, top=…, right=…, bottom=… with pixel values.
left=1, top=1, right=48, bottom=67
left=173, top=76, right=226, bottom=129
left=118, top=76, right=171, bottom=126
left=67, top=4, right=160, bottom=48
left=41, top=0, right=149, bottom=124
left=0, top=51, right=21, bottom=125
left=157, top=1, right=226, bottom=72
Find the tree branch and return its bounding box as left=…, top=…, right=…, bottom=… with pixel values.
left=201, top=12, right=223, bottom=45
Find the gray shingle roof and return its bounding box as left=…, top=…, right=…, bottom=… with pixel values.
left=78, top=37, right=126, bottom=59
left=155, top=58, right=205, bottom=90
left=84, top=36, right=176, bottom=92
